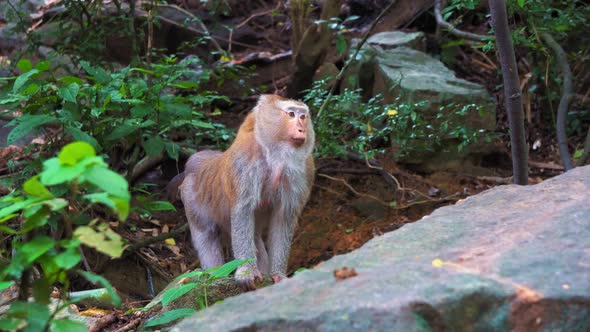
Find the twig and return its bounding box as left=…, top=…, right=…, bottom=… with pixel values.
left=317, top=173, right=459, bottom=210
left=316, top=0, right=398, bottom=118
left=116, top=317, right=142, bottom=332
left=133, top=9, right=265, bottom=51
left=153, top=4, right=224, bottom=53
left=434, top=0, right=492, bottom=42
left=89, top=313, right=117, bottom=332
left=236, top=9, right=274, bottom=29
left=317, top=173, right=391, bottom=207
left=123, top=223, right=189, bottom=258
left=345, top=152, right=397, bottom=189
left=542, top=32, right=574, bottom=170
left=126, top=152, right=166, bottom=184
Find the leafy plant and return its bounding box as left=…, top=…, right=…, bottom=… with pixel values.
left=0, top=142, right=127, bottom=331
left=0, top=57, right=233, bottom=185
left=143, top=259, right=249, bottom=328
left=305, top=81, right=486, bottom=159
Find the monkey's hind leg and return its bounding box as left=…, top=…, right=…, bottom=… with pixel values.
left=188, top=218, right=224, bottom=270
left=255, top=235, right=269, bottom=274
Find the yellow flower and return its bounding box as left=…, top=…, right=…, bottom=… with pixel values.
left=220, top=55, right=232, bottom=62
left=387, top=109, right=398, bottom=117
left=366, top=123, right=373, bottom=135
left=431, top=258, right=445, bottom=268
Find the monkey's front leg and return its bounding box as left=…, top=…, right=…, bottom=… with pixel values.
left=267, top=208, right=297, bottom=283
left=231, top=203, right=264, bottom=290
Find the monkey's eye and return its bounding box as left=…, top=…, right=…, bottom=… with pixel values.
left=300, top=114, right=306, bottom=120
left=288, top=111, right=296, bottom=117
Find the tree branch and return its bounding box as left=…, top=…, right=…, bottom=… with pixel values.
left=489, top=0, right=528, bottom=184
left=542, top=32, right=574, bottom=170
left=434, top=0, right=492, bottom=42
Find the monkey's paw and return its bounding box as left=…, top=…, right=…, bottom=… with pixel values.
left=235, top=264, right=264, bottom=290
left=271, top=273, right=286, bottom=284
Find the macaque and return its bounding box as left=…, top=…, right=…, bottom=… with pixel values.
left=167, top=95, right=315, bottom=289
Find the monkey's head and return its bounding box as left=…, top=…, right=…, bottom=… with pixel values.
left=254, top=95, right=314, bottom=150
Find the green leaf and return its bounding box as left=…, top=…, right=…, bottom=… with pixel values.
left=74, top=225, right=125, bottom=258
left=143, top=200, right=176, bottom=211
left=23, top=176, right=53, bottom=198
left=43, top=198, right=68, bottom=211
left=191, top=119, right=215, bottom=129
left=6, top=302, right=50, bottom=332
left=160, top=103, right=192, bottom=117
left=161, top=283, right=197, bottom=308
left=130, top=104, right=151, bottom=118
left=41, top=157, right=91, bottom=185
left=143, top=136, right=165, bottom=157
left=58, top=83, right=80, bottom=103
left=144, top=308, right=197, bottom=327
left=175, top=270, right=204, bottom=280
left=0, top=317, right=24, bottom=331
left=54, top=247, right=81, bottom=270
left=35, top=60, right=50, bottom=72
left=7, top=114, right=55, bottom=145
left=517, top=0, right=525, bottom=7
left=83, top=193, right=129, bottom=220
left=81, top=61, right=110, bottom=84
left=335, top=34, right=348, bottom=55
left=22, top=82, right=39, bottom=95
left=13, top=69, right=40, bottom=93
left=17, top=59, right=33, bottom=72
left=0, top=281, right=14, bottom=292
left=50, top=319, right=88, bottom=332
left=206, top=259, right=248, bottom=279
left=19, top=236, right=55, bottom=264
left=105, top=122, right=137, bottom=141
left=59, top=141, right=96, bottom=165
left=82, top=165, right=129, bottom=199
left=22, top=205, right=50, bottom=232
left=77, top=270, right=122, bottom=307
left=65, top=127, right=101, bottom=151
left=552, top=24, right=569, bottom=32
left=165, top=142, right=180, bottom=160
left=57, top=76, right=84, bottom=85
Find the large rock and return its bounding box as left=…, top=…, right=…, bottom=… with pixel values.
left=173, top=166, right=590, bottom=331
left=344, top=31, right=498, bottom=172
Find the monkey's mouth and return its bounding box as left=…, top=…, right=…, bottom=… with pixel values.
left=290, top=137, right=305, bottom=147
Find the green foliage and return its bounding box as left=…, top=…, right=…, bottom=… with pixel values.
left=0, top=142, right=127, bottom=332
left=1, top=57, right=233, bottom=184
left=142, top=259, right=249, bottom=328
left=305, top=82, right=485, bottom=159
left=314, top=16, right=360, bottom=56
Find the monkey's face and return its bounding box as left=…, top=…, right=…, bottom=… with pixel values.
left=278, top=104, right=310, bottom=148
left=254, top=95, right=314, bottom=150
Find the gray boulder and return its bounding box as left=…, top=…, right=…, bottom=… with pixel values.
left=344, top=31, right=498, bottom=172
left=172, top=166, right=590, bottom=331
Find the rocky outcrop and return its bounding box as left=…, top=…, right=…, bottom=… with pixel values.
left=345, top=31, right=499, bottom=172
left=172, top=166, right=590, bottom=331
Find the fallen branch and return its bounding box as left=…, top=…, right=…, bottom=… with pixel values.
left=434, top=0, right=492, bottom=42
left=317, top=172, right=459, bottom=210
left=123, top=223, right=189, bottom=258
left=542, top=33, right=574, bottom=170
left=126, top=152, right=166, bottom=184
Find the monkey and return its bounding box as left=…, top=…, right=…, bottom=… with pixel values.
left=167, top=94, right=315, bottom=289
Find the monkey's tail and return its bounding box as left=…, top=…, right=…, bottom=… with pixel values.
left=166, top=172, right=185, bottom=202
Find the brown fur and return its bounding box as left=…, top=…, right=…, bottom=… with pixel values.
left=172, top=95, right=315, bottom=289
